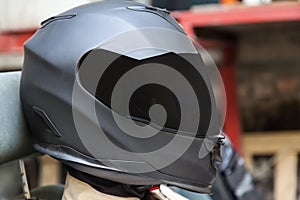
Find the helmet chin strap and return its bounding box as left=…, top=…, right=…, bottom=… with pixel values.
left=136, top=185, right=156, bottom=192
left=136, top=184, right=188, bottom=200
left=150, top=185, right=188, bottom=200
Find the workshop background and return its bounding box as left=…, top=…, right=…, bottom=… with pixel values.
left=1, top=0, right=300, bottom=199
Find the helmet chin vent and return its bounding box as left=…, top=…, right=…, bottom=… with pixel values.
left=33, top=106, right=62, bottom=138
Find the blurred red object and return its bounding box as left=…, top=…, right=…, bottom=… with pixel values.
left=0, top=30, right=35, bottom=53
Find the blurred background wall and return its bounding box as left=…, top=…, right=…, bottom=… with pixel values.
left=0, top=0, right=89, bottom=32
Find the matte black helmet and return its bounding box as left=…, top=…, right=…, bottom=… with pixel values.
left=20, top=0, right=224, bottom=193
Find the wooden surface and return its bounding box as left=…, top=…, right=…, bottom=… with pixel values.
left=243, top=131, right=300, bottom=200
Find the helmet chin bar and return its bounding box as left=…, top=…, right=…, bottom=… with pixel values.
left=64, top=160, right=213, bottom=194
left=33, top=129, right=222, bottom=194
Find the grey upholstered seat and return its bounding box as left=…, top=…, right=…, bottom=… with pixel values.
left=0, top=71, right=35, bottom=198
left=0, top=71, right=65, bottom=199
left=0, top=71, right=35, bottom=164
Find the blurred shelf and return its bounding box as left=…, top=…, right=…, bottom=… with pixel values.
left=172, top=2, right=300, bottom=28
left=243, top=130, right=300, bottom=200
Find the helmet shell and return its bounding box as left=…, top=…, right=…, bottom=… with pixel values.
left=20, top=0, right=222, bottom=193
